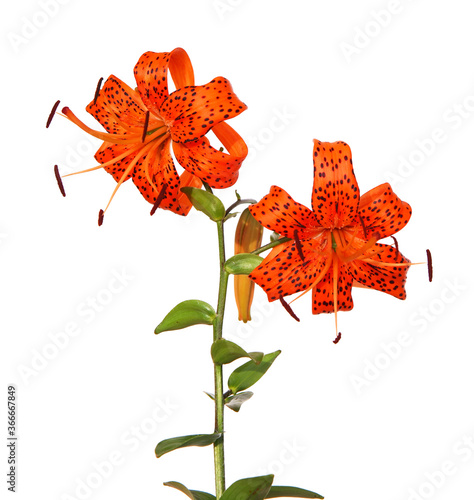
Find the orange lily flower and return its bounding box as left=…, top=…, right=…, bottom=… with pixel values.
left=248, top=140, right=414, bottom=331
left=55, top=48, right=248, bottom=223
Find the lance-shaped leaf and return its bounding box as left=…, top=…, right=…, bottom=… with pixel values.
left=225, top=253, right=264, bottom=275
left=181, top=187, right=225, bottom=222
left=228, top=351, right=281, bottom=394
left=224, top=391, right=254, bottom=412
left=155, top=433, right=221, bottom=458
left=211, top=338, right=263, bottom=365
left=155, top=300, right=216, bottom=334
left=221, top=475, right=274, bottom=500
left=265, top=486, right=324, bottom=498
left=164, top=481, right=216, bottom=500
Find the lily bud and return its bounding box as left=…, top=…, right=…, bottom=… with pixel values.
left=233, top=208, right=264, bottom=322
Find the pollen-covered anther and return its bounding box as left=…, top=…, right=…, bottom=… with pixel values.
left=279, top=296, right=300, bottom=322
left=54, top=165, right=66, bottom=197
left=141, top=111, right=150, bottom=143
left=426, top=249, right=433, bottom=282
left=46, top=100, right=60, bottom=128
left=333, top=332, right=342, bottom=344
left=93, top=77, right=104, bottom=105
left=150, top=183, right=168, bottom=216
left=392, top=236, right=400, bottom=257
left=98, top=209, right=104, bottom=226
left=293, top=229, right=305, bottom=261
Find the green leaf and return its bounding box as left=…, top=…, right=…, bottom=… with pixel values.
left=225, top=253, right=264, bottom=275
left=181, top=187, right=225, bottom=222
left=155, top=433, right=221, bottom=458
left=155, top=300, right=216, bottom=334
left=164, top=481, right=216, bottom=500
left=225, top=391, right=253, bottom=412
left=221, top=475, right=274, bottom=500
left=265, top=486, right=324, bottom=498
left=228, top=351, right=281, bottom=394
left=211, top=339, right=263, bottom=365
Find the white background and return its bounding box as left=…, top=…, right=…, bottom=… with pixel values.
left=2, top=1, right=474, bottom=499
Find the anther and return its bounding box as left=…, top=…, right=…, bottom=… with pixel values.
left=333, top=332, right=342, bottom=344
left=141, top=111, right=150, bottom=143
left=279, top=296, right=300, bottom=322
left=54, top=165, right=66, bottom=197
left=150, top=183, right=168, bottom=216
left=98, top=209, right=104, bottom=226
left=46, top=100, right=60, bottom=128
left=426, top=249, right=433, bottom=282
left=93, top=77, right=104, bottom=105
left=293, top=229, right=305, bottom=261
left=359, top=214, right=367, bottom=239
left=391, top=236, right=399, bottom=257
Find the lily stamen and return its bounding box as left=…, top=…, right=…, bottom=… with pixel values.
left=54, top=165, right=66, bottom=197
left=46, top=100, right=60, bottom=128
left=93, top=77, right=103, bottom=105
left=150, top=183, right=169, bottom=216
left=293, top=229, right=305, bottom=261
left=279, top=296, right=300, bottom=322
left=141, top=111, right=150, bottom=143
left=426, top=249, right=433, bottom=282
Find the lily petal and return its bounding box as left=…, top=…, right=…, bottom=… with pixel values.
left=160, top=77, right=247, bottom=143
left=348, top=243, right=411, bottom=299
left=249, top=186, right=320, bottom=239
left=312, top=140, right=360, bottom=228
left=86, top=75, right=148, bottom=134
left=133, top=48, right=194, bottom=117
left=249, top=238, right=330, bottom=301
left=311, top=263, right=354, bottom=314
left=357, top=183, right=412, bottom=239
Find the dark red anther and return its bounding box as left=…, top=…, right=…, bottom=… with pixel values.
left=333, top=332, right=342, bottom=344
left=98, top=209, right=104, bottom=226
left=93, top=77, right=103, bottom=105
left=54, top=165, right=66, bottom=197
left=359, top=214, right=367, bottom=239
left=279, top=296, right=300, bottom=322
left=293, top=229, right=305, bottom=261
left=150, top=183, right=168, bottom=216
left=391, top=236, right=399, bottom=258
left=46, top=100, right=60, bottom=128
left=141, top=111, right=150, bottom=143
left=426, top=249, right=433, bottom=282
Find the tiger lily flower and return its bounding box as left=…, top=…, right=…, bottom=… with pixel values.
left=53, top=48, right=248, bottom=223
left=248, top=140, right=414, bottom=332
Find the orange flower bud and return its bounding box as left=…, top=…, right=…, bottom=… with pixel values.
left=234, top=208, right=264, bottom=322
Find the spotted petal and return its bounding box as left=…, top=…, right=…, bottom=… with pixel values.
left=133, top=48, right=195, bottom=117
left=160, top=77, right=247, bottom=143
left=86, top=75, right=148, bottom=134
left=348, top=243, right=411, bottom=299
left=249, top=186, right=320, bottom=239
left=312, top=264, right=354, bottom=314
left=249, top=238, right=331, bottom=301
left=357, top=183, right=412, bottom=239
left=312, top=140, right=360, bottom=228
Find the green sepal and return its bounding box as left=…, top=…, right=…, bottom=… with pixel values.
left=155, top=300, right=216, bottom=335
left=265, top=486, right=324, bottom=498
left=164, top=481, right=216, bottom=500
left=224, top=253, right=264, bottom=275
left=221, top=475, right=274, bottom=500
left=224, top=391, right=253, bottom=412
left=211, top=339, right=263, bottom=365
left=228, top=350, right=281, bottom=394
left=155, top=433, right=221, bottom=458
left=181, top=187, right=225, bottom=222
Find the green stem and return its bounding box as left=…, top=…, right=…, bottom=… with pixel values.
left=213, top=220, right=229, bottom=498
left=251, top=236, right=292, bottom=255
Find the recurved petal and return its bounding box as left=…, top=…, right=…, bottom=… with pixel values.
left=160, top=77, right=247, bottom=143
left=249, top=239, right=331, bottom=301
left=173, top=137, right=241, bottom=188
left=348, top=243, right=411, bottom=299
left=312, top=140, right=360, bottom=228
left=311, top=264, right=354, bottom=314
left=357, top=183, right=412, bottom=239
left=134, top=49, right=194, bottom=117
left=87, top=75, right=148, bottom=134
left=249, top=186, right=319, bottom=239
left=132, top=138, right=188, bottom=215
left=95, top=142, right=142, bottom=182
